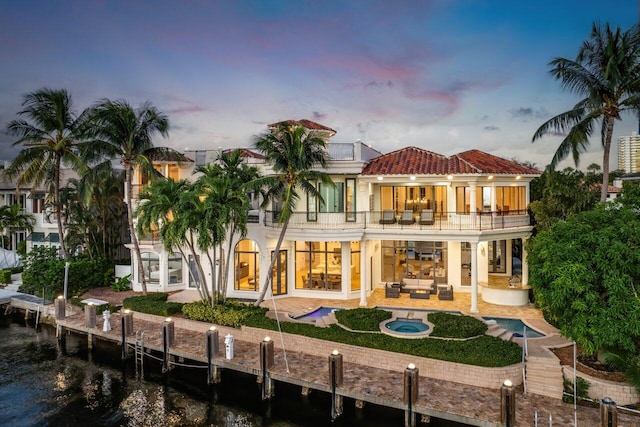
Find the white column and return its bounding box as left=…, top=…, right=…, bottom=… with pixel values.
left=521, top=237, right=529, bottom=286
left=360, top=242, right=367, bottom=307
left=470, top=241, right=479, bottom=313
left=469, top=183, right=477, bottom=226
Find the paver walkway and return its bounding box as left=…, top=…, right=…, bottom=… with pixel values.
left=56, top=303, right=640, bottom=426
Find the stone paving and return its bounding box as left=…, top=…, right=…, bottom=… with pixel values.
left=56, top=301, right=640, bottom=426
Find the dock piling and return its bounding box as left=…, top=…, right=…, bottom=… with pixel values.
left=55, top=296, right=65, bottom=320
left=206, top=326, right=221, bottom=384
left=259, top=336, right=274, bottom=400
left=121, top=310, right=134, bottom=359
left=600, top=397, right=617, bottom=427
left=85, top=303, right=97, bottom=328
left=501, top=379, right=516, bottom=427
left=404, top=363, right=419, bottom=427
left=329, top=349, right=344, bottom=420
left=162, top=318, right=175, bottom=373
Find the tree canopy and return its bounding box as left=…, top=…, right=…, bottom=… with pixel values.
left=527, top=184, right=640, bottom=355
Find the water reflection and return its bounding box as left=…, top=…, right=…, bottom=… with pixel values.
left=0, top=316, right=468, bottom=426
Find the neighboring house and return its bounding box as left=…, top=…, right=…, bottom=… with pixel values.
left=128, top=120, right=541, bottom=312
left=0, top=163, right=78, bottom=254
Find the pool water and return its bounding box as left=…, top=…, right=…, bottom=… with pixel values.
left=483, top=316, right=544, bottom=338
left=295, top=307, right=342, bottom=322
left=385, top=318, right=429, bottom=333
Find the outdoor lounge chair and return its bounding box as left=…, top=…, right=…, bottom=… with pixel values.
left=438, top=284, right=454, bottom=300
left=379, top=209, right=396, bottom=224
left=385, top=283, right=401, bottom=298
left=398, top=210, right=415, bottom=225
left=419, top=209, right=435, bottom=225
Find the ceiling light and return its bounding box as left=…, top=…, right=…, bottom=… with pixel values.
left=410, top=175, right=416, bottom=180
left=377, top=176, right=383, bottom=181
left=447, top=175, right=453, bottom=180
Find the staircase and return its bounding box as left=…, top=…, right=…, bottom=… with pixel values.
left=525, top=355, right=565, bottom=399
left=4, top=283, right=21, bottom=292
left=485, top=322, right=513, bottom=341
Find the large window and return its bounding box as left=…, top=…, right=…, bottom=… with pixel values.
left=234, top=239, right=260, bottom=291
left=296, top=241, right=343, bottom=291
left=488, top=240, right=507, bottom=274
left=168, top=253, right=183, bottom=284
left=381, top=240, right=447, bottom=284
left=319, top=182, right=344, bottom=213
left=380, top=185, right=447, bottom=214
left=140, top=252, right=160, bottom=283
left=350, top=241, right=360, bottom=291
left=456, top=186, right=526, bottom=213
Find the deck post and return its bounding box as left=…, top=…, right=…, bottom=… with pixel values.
left=85, top=303, right=97, bottom=328
left=55, top=296, right=66, bottom=320
left=162, top=318, right=175, bottom=373
left=329, top=350, right=343, bottom=420
left=500, top=379, right=516, bottom=427
left=206, top=327, right=221, bottom=384
left=122, top=310, right=134, bottom=337
left=600, top=397, right=617, bottom=427
left=404, top=363, right=419, bottom=427
left=259, top=336, right=274, bottom=400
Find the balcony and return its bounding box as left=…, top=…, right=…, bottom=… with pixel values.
left=263, top=210, right=531, bottom=231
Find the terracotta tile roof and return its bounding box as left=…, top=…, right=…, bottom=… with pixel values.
left=268, top=119, right=336, bottom=134
left=224, top=148, right=265, bottom=159
left=362, top=147, right=541, bottom=176
left=147, top=147, right=193, bottom=163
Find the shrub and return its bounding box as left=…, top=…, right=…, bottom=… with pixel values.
left=563, top=376, right=591, bottom=403
left=20, top=247, right=114, bottom=298
left=111, top=274, right=131, bottom=292
left=335, top=308, right=391, bottom=331
left=123, top=293, right=183, bottom=316
left=428, top=312, right=487, bottom=338
left=0, top=269, right=11, bottom=284
left=182, top=300, right=267, bottom=328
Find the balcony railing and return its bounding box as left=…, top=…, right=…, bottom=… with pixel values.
left=263, top=210, right=531, bottom=231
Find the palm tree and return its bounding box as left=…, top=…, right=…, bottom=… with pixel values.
left=252, top=123, right=333, bottom=306
left=5, top=88, right=89, bottom=258
left=195, top=153, right=259, bottom=302
left=85, top=99, right=169, bottom=295
left=136, top=178, right=214, bottom=304
left=533, top=22, right=640, bottom=202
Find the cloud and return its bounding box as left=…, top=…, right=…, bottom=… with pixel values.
left=166, top=105, right=206, bottom=114
left=484, top=125, right=500, bottom=131
left=510, top=107, right=549, bottom=121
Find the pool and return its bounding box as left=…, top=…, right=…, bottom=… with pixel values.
left=385, top=318, right=429, bottom=333
left=294, top=307, right=342, bottom=322
left=483, top=317, right=545, bottom=338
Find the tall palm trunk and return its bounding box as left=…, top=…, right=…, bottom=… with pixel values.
left=125, top=165, right=147, bottom=295
left=254, top=220, right=288, bottom=307
left=600, top=120, right=615, bottom=202
left=54, top=156, right=68, bottom=259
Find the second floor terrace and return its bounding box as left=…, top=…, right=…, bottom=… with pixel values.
left=262, top=209, right=531, bottom=232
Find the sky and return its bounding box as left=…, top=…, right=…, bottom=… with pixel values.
left=1, top=0, right=639, bottom=170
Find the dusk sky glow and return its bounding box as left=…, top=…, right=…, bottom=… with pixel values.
left=1, top=1, right=638, bottom=169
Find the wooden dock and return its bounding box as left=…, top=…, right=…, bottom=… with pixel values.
left=55, top=309, right=640, bottom=427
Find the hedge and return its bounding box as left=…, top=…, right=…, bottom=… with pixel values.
left=0, top=269, right=11, bottom=284
left=182, top=300, right=267, bottom=328
left=334, top=308, right=392, bottom=331
left=122, top=293, right=183, bottom=317
left=428, top=312, right=487, bottom=338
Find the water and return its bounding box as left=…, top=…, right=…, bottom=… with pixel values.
left=0, top=314, right=471, bottom=426
left=482, top=316, right=545, bottom=338
left=293, top=307, right=342, bottom=322
left=385, top=318, right=429, bottom=333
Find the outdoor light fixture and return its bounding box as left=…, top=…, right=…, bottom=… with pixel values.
left=503, top=379, right=512, bottom=387
left=408, top=363, right=416, bottom=370
left=57, top=295, right=64, bottom=299
left=124, top=309, right=130, bottom=314
left=332, top=349, right=340, bottom=356
left=447, top=175, right=453, bottom=180
left=165, top=317, right=172, bottom=322
left=488, top=175, right=494, bottom=180
left=377, top=176, right=383, bottom=181
left=264, top=336, right=271, bottom=342
left=210, top=326, right=216, bottom=331
left=410, top=175, right=416, bottom=180
left=516, top=175, right=522, bottom=180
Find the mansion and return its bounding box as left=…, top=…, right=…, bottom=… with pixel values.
left=130, top=120, right=541, bottom=312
